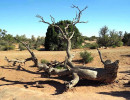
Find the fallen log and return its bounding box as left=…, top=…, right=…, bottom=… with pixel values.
left=38, top=49, right=119, bottom=91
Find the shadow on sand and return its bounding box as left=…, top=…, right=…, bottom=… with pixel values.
left=121, top=54, right=130, bottom=57
left=0, top=77, right=65, bottom=95
left=98, top=91, right=130, bottom=100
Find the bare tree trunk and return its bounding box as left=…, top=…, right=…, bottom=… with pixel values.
left=66, top=39, right=72, bottom=61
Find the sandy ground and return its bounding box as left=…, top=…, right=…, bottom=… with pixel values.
left=0, top=46, right=130, bottom=100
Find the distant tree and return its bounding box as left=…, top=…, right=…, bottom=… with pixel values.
left=122, top=32, right=130, bottom=46
left=3, top=34, right=14, bottom=44
left=82, top=36, right=89, bottom=40
left=0, top=29, right=7, bottom=38
left=119, top=31, right=123, bottom=38
left=97, top=26, right=109, bottom=47
left=0, top=29, right=15, bottom=51
left=109, top=30, right=123, bottom=47
left=89, top=36, right=98, bottom=41
left=31, top=35, right=36, bottom=42
left=15, top=34, right=28, bottom=42
left=33, top=36, right=45, bottom=50
left=44, top=20, right=84, bottom=51
left=97, top=26, right=123, bottom=47
left=99, top=26, right=109, bottom=37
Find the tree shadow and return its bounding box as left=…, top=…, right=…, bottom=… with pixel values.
left=98, top=91, right=130, bottom=100
left=0, top=66, right=41, bottom=75
left=0, top=66, right=16, bottom=70
left=31, top=80, right=65, bottom=95
left=119, top=70, right=130, bottom=74
left=40, top=72, right=105, bottom=87
left=0, top=77, right=36, bottom=86
left=121, top=55, right=130, bottom=57
left=72, top=59, right=83, bottom=64
left=21, top=67, right=41, bottom=74
left=47, top=75, right=72, bottom=82
left=124, top=81, right=130, bottom=87
left=38, top=48, right=45, bottom=51
left=0, top=77, right=65, bottom=95
left=76, top=79, right=105, bottom=87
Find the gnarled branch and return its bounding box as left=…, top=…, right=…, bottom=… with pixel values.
left=97, top=48, right=105, bottom=65
left=14, top=38, right=38, bottom=67
left=71, top=4, right=88, bottom=25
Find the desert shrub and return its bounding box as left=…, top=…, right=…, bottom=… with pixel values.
left=82, top=43, right=98, bottom=49
left=90, top=43, right=99, bottom=49
left=0, top=40, right=15, bottom=51
left=0, top=40, right=6, bottom=50
left=80, top=51, right=93, bottom=64
left=0, top=45, right=5, bottom=51
left=2, top=45, right=15, bottom=51
left=82, top=43, right=92, bottom=48
left=117, top=41, right=123, bottom=47
left=41, top=59, right=49, bottom=64
left=97, top=26, right=123, bottom=47
left=19, top=43, right=26, bottom=51
left=112, top=45, right=116, bottom=48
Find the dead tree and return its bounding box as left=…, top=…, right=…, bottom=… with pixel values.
left=37, top=49, right=119, bottom=90
left=14, top=38, right=38, bottom=67
left=12, top=5, right=120, bottom=91
left=36, top=4, right=88, bottom=67
left=36, top=5, right=120, bottom=91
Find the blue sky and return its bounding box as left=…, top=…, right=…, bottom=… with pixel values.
left=0, top=0, right=130, bottom=37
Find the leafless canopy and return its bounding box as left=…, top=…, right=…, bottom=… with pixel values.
left=36, top=4, right=88, bottom=40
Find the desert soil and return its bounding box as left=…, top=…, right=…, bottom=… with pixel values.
left=0, top=46, right=130, bottom=100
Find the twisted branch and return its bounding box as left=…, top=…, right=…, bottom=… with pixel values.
left=97, top=48, right=105, bottom=65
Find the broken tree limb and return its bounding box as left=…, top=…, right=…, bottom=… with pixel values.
left=4, top=56, right=26, bottom=66
left=14, top=38, right=38, bottom=67
left=97, top=48, right=105, bottom=65
left=37, top=63, right=71, bottom=77
left=65, top=72, right=79, bottom=90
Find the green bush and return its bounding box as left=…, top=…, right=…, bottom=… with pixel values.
left=82, top=43, right=98, bottom=49
left=2, top=45, right=15, bottom=51
left=97, top=26, right=123, bottom=48
left=19, top=44, right=26, bottom=51
left=41, top=59, right=49, bottom=64
left=82, top=43, right=91, bottom=48
left=90, top=43, right=99, bottom=49
left=112, top=45, right=116, bottom=48
left=80, top=51, right=93, bottom=64
left=0, top=45, right=5, bottom=51
left=117, top=41, right=123, bottom=47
